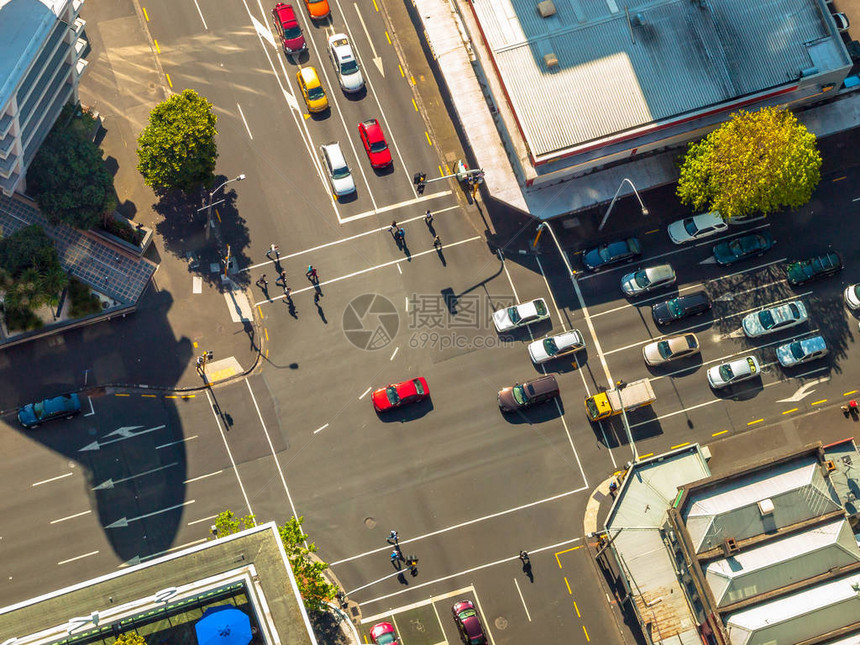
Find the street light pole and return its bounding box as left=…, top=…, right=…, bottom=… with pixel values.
left=536, top=222, right=576, bottom=279
left=206, top=174, right=246, bottom=240
left=598, top=178, right=649, bottom=232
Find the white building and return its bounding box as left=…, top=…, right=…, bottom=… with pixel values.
left=0, top=0, right=88, bottom=197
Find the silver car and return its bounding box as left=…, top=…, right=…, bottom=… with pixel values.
left=643, top=333, right=700, bottom=366
left=707, top=356, right=761, bottom=389
left=492, top=298, right=550, bottom=333
left=528, top=330, right=585, bottom=364
left=621, top=264, right=676, bottom=297
left=319, top=142, right=356, bottom=197
left=776, top=335, right=828, bottom=367
left=741, top=301, right=807, bottom=338
left=844, top=284, right=860, bottom=310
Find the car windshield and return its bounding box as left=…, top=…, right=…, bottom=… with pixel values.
left=331, top=165, right=350, bottom=180
left=758, top=310, right=775, bottom=329
left=308, top=86, right=325, bottom=100
left=370, top=140, right=387, bottom=153
left=633, top=270, right=650, bottom=287
left=512, top=385, right=527, bottom=405
left=374, top=634, right=396, bottom=645
left=718, top=364, right=735, bottom=381
left=789, top=342, right=805, bottom=360
left=728, top=239, right=743, bottom=254
left=507, top=306, right=521, bottom=324
left=598, top=245, right=612, bottom=261
left=683, top=218, right=698, bottom=235
left=657, top=341, right=672, bottom=359
left=385, top=386, right=400, bottom=405
left=788, top=303, right=800, bottom=317
left=534, top=300, right=547, bottom=316
left=459, top=608, right=478, bottom=620
left=284, top=26, right=301, bottom=38
left=543, top=338, right=559, bottom=356
left=667, top=299, right=684, bottom=317
left=412, top=379, right=425, bottom=395
left=585, top=398, right=600, bottom=420
left=685, top=335, right=697, bottom=349
left=342, top=60, right=359, bottom=74
left=853, top=285, right=860, bottom=299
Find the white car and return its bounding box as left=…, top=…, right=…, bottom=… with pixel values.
left=492, top=298, right=549, bottom=333
left=741, top=301, right=807, bottom=338
left=328, top=34, right=364, bottom=93
left=667, top=211, right=727, bottom=244
left=319, top=142, right=355, bottom=197
left=844, top=284, right=860, bottom=310
left=776, top=335, right=828, bottom=368
left=707, top=356, right=761, bottom=389
left=621, top=264, right=676, bottom=297
left=642, top=333, right=700, bottom=366
left=528, top=330, right=585, bottom=364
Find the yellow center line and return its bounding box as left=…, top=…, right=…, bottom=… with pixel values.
left=398, top=64, right=404, bottom=78
left=257, top=305, right=264, bottom=317
left=165, top=395, right=178, bottom=399
left=372, top=0, right=379, bottom=10
left=143, top=7, right=149, bottom=21
left=583, top=625, right=590, bottom=642
left=165, top=73, right=173, bottom=88
left=811, top=399, right=827, bottom=406
left=711, top=430, right=728, bottom=436
left=573, top=600, right=581, bottom=618
left=782, top=408, right=798, bottom=415
left=833, top=176, right=847, bottom=182
left=114, top=393, right=130, bottom=397
left=424, top=131, right=432, bottom=145
left=264, top=328, right=269, bottom=342
left=411, top=98, right=418, bottom=112
left=142, top=394, right=157, bottom=398
left=385, top=31, right=391, bottom=45
left=153, top=39, right=160, bottom=54
left=844, top=390, right=858, bottom=397
left=638, top=452, right=653, bottom=459
left=645, top=228, right=660, bottom=235
left=182, top=395, right=195, bottom=399
left=747, top=418, right=764, bottom=426
left=670, top=442, right=689, bottom=450
left=564, top=576, right=572, bottom=595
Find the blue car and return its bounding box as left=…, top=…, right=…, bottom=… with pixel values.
left=583, top=238, right=641, bottom=271
left=712, top=232, right=774, bottom=265
left=17, top=393, right=81, bottom=428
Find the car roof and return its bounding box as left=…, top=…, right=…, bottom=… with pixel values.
left=646, top=264, right=674, bottom=278
left=679, top=291, right=709, bottom=305
left=329, top=33, right=352, bottom=53
left=299, top=67, right=320, bottom=84
left=525, top=374, right=559, bottom=394
left=362, top=119, right=382, bottom=135
left=694, top=211, right=723, bottom=224
left=798, top=335, right=827, bottom=352
left=274, top=3, right=296, bottom=22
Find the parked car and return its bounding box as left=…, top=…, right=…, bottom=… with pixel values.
left=712, top=232, right=774, bottom=265
left=319, top=141, right=355, bottom=196
left=372, top=377, right=429, bottom=412
left=18, top=393, right=81, bottom=428
left=271, top=3, right=306, bottom=54
left=492, top=298, right=550, bottom=333
left=297, top=67, right=328, bottom=112
left=707, top=356, right=761, bottom=389
left=642, top=333, right=700, bottom=366
left=776, top=335, right=828, bottom=367
left=651, top=291, right=711, bottom=326
left=784, top=252, right=842, bottom=286
left=452, top=600, right=487, bottom=644
left=583, top=238, right=641, bottom=271
left=843, top=284, right=860, bottom=311
left=741, top=301, right=808, bottom=338
left=358, top=119, right=392, bottom=168
left=833, top=12, right=849, bottom=33
left=369, top=622, right=399, bottom=645
left=527, top=330, right=585, bottom=364
left=303, top=0, right=330, bottom=20
left=328, top=33, right=364, bottom=93
left=621, top=264, right=676, bottom=297
left=667, top=211, right=727, bottom=244
left=498, top=374, right=559, bottom=413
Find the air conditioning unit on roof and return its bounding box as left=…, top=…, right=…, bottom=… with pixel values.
left=537, top=1, right=556, bottom=18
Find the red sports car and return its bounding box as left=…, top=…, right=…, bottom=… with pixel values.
left=452, top=600, right=487, bottom=644
left=271, top=3, right=306, bottom=54
left=372, top=377, right=429, bottom=412
left=369, top=621, right=399, bottom=644
left=358, top=119, right=392, bottom=168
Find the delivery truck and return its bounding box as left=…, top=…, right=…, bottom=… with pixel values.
left=584, top=378, right=655, bottom=421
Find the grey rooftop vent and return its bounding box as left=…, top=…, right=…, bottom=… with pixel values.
left=537, top=0, right=556, bottom=18
left=544, top=53, right=559, bottom=69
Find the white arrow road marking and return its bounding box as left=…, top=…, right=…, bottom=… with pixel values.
left=777, top=376, right=830, bottom=403
left=105, top=500, right=195, bottom=529
left=354, top=4, right=383, bottom=76
left=92, top=462, right=179, bottom=491
left=79, top=425, right=166, bottom=452
left=253, top=15, right=276, bottom=47
left=106, top=425, right=143, bottom=437
left=699, top=256, right=718, bottom=265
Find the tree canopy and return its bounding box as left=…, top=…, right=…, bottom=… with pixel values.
left=114, top=633, right=146, bottom=645
left=136, top=89, right=218, bottom=194
left=676, top=107, right=821, bottom=220
left=27, top=105, right=116, bottom=230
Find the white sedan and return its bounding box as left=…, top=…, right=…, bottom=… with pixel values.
left=741, top=301, right=807, bottom=338
left=493, top=298, right=550, bottom=333
left=844, top=284, right=860, bottom=310
left=707, top=356, right=761, bottom=389
left=642, top=333, right=700, bottom=366
left=528, top=330, right=585, bottom=364
left=667, top=211, right=727, bottom=244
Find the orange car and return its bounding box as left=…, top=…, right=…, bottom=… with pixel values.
left=304, top=0, right=330, bottom=19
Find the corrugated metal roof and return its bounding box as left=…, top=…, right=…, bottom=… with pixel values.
left=683, top=457, right=840, bottom=553
left=471, top=0, right=837, bottom=158
left=706, top=518, right=860, bottom=606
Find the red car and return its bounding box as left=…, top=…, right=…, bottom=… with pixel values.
left=452, top=600, right=487, bottom=644
left=358, top=119, right=392, bottom=168
left=369, top=621, right=399, bottom=644
left=271, top=3, right=306, bottom=54
left=372, top=377, right=429, bottom=412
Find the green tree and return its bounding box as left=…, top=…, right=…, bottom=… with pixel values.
left=136, top=89, right=218, bottom=194
left=27, top=105, right=117, bottom=230
left=212, top=509, right=257, bottom=537
left=676, top=106, right=821, bottom=220
left=114, top=633, right=146, bottom=645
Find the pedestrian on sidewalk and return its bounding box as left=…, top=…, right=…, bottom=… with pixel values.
left=424, top=209, right=433, bottom=225
left=266, top=243, right=280, bottom=260
left=256, top=274, right=268, bottom=288
left=609, top=480, right=618, bottom=498
left=306, top=265, right=318, bottom=283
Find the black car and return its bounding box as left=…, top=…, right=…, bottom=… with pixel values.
left=652, top=291, right=711, bottom=326
left=784, top=252, right=842, bottom=286
left=712, top=232, right=774, bottom=265
left=582, top=238, right=641, bottom=271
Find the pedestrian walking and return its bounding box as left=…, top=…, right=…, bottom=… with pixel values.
left=519, top=550, right=529, bottom=564
left=256, top=274, right=268, bottom=288
left=398, top=227, right=406, bottom=242
left=390, top=550, right=401, bottom=568
left=433, top=235, right=442, bottom=250
left=276, top=271, right=287, bottom=286
left=387, top=530, right=399, bottom=544
left=424, top=209, right=433, bottom=224
left=609, top=480, right=618, bottom=498
left=266, top=243, right=280, bottom=260
left=283, top=285, right=292, bottom=299
left=388, top=220, right=398, bottom=236
left=306, top=265, right=318, bottom=282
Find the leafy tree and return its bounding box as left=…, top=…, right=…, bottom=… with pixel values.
left=27, top=105, right=117, bottom=230
left=114, top=633, right=146, bottom=645
left=136, top=89, right=218, bottom=194
left=212, top=509, right=257, bottom=537
left=676, top=107, right=821, bottom=220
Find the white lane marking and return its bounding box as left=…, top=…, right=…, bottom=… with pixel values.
left=193, top=0, right=208, bottom=29
left=84, top=395, right=95, bottom=417
left=245, top=378, right=300, bottom=520
left=792, top=366, right=830, bottom=380
left=93, top=462, right=180, bottom=490
left=572, top=271, right=613, bottom=385
left=58, top=551, right=99, bottom=566
left=361, top=585, right=477, bottom=622
left=206, top=389, right=253, bottom=516
left=156, top=435, right=198, bottom=450
left=79, top=425, right=165, bottom=452
left=354, top=3, right=383, bottom=76
left=314, top=423, right=330, bottom=434
left=187, top=514, right=220, bottom=526
left=32, top=472, right=74, bottom=487
left=50, top=510, right=91, bottom=525
left=514, top=578, right=532, bottom=621
left=499, top=255, right=520, bottom=303
left=331, top=486, right=588, bottom=566
left=389, top=347, right=399, bottom=361
left=590, top=283, right=701, bottom=319
left=713, top=278, right=787, bottom=302
left=183, top=470, right=224, bottom=484
left=355, top=536, right=582, bottom=607
left=338, top=191, right=453, bottom=224
left=359, top=386, right=372, bottom=400
left=254, top=235, right=482, bottom=307
left=776, top=376, right=829, bottom=403
left=709, top=257, right=786, bottom=282
left=236, top=103, right=253, bottom=139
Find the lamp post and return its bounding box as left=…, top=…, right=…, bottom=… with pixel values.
left=206, top=174, right=245, bottom=239
left=598, top=178, right=649, bottom=232
left=535, top=221, right=576, bottom=279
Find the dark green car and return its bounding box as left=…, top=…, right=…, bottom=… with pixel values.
left=712, top=232, right=774, bottom=265
left=785, top=252, right=842, bottom=286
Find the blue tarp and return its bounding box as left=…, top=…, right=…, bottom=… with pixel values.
left=194, top=606, right=252, bottom=645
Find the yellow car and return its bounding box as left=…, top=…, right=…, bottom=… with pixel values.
left=297, top=67, right=328, bottom=113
